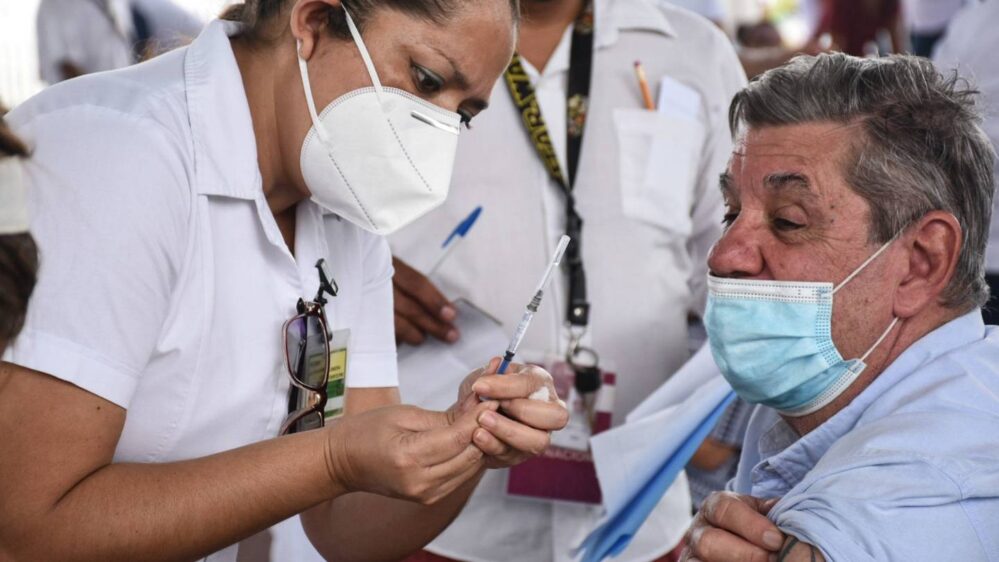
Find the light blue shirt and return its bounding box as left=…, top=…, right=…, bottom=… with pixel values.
left=729, top=311, right=999, bottom=561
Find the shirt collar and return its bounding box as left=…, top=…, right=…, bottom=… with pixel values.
left=595, top=0, right=676, bottom=48
left=751, top=311, right=987, bottom=492
left=184, top=19, right=262, bottom=200
left=539, top=0, right=676, bottom=77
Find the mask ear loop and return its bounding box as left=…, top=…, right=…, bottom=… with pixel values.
left=342, top=8, right=384, bottom=100
left=295, top=6, right=383, bottom=145
left=832, top=235, right=899, bottom=295
left=859, top=316, right=900, bottom=363
left=297, top=40, right=331, bottom=146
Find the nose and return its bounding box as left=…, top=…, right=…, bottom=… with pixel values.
left=707, top=213, right=767, bottom=279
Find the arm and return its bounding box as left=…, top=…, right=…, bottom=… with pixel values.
left=302, top=387, right=481, bottom=561
left=0, top=364, right=494, bottom=561
left=690, top=438, right=740, bottom=471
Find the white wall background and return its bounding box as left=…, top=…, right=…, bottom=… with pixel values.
left=0, top=0, right=235, bottom=108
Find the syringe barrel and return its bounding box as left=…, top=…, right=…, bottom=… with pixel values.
left=506, top=308, right=535, bottom=356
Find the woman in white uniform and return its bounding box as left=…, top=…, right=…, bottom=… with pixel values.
left=0, top=1, right=568, bottom=560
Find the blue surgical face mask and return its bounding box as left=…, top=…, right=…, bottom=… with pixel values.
left=703, top=239, right=900, bottom=416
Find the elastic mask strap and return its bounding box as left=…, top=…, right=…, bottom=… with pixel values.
left=296, top=40, right=331, bottom=146
left=860, top=316, right=900, bottom=363
left=342, top=8, right=384, bottom=97
left=832, top=236, right=898, bottom=295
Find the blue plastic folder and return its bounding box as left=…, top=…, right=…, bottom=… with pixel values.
left=575, top=345, right=736, bottom=562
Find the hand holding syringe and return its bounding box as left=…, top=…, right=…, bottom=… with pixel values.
left=497, top=235, right=572, bottom=374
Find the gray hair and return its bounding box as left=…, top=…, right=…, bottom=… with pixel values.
left=730, top=53, right=996, bottom=310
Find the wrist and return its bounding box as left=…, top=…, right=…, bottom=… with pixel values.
left=319, top=421, right=351, bottom=499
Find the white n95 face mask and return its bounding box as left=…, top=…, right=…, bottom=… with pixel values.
left=0, top=158, right=29, bottom=235
left=297, top=8, right=461, bottom=235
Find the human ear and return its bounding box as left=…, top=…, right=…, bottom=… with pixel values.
left=892, top=210, right=962, bottom=318
left=290, top=0, right=344, bottom=60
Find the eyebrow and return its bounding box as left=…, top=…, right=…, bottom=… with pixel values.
left=764, top=171, right=818, bottom=201
left=430, top=46, right=489, bottom=112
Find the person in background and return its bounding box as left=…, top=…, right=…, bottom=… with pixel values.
left=682, top=53, right=998, bottom=562
left=36, top=0, right=137, bottom=83
left=36, top=0, right=204, bottom=84
left=130, top=0, right=204, bottom=54
left=901, top=0, right=965, bottom=57
left=933, top=0, right=999, bottom=324
left=0, top=115, right=37, bottom=356
left=388, top=0, right=746, bottom=560
left=811, top=0, right=904, bottom=56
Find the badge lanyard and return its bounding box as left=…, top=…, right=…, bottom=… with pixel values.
left=503, top=2, right=601, bottom=395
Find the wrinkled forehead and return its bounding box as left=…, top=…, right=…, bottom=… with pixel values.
left=724, top=122, right=860, bottom=202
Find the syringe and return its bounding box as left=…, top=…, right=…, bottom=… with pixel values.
left=497, top=235, right=572, bottom=374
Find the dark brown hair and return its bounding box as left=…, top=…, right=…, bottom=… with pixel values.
left=0, top=113, right=38, bottom=344
left=220, top=0, right=519, bottom=44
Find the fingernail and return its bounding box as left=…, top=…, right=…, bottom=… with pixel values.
left=473, top=381, right=491, bottom=394
left=445, top=329, right=460, bottom=342
left=473, top=429, right=488, bottom=444
left=440, top=305, right=457, bottom=321
left=478, top=412, right=497, bottom=428
left=763, top=530, right=783, bottom=549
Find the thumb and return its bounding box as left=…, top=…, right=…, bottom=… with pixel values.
left=406, top=401, right=499, bottom=466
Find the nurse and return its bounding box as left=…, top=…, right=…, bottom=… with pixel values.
left=0, top=1, right=567, bottom=561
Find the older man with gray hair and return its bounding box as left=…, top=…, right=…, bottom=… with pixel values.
left=681, top=53, right=999, bottom=562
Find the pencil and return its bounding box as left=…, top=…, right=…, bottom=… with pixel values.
left=634, top=61, right=655, bottom=111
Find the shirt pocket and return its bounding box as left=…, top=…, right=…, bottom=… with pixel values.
left=613, top=107, right=706, bottom=237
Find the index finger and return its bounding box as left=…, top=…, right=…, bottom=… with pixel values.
left=702, top=493, right=784, bottom=551
left=472, top=370, right=553, bottom=401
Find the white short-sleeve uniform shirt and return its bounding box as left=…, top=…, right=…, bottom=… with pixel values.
left=5, top=20, right=398, bottom=562
left=36, top=0, right=136, bottom=84
left=389, top=0, right=746, bottom=560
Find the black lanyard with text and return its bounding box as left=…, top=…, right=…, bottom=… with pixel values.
left=503, top=3, right=602, bottom=394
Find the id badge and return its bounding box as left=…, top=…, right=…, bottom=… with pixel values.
left=323, top=329, right=350, bottom=420
left=550, top=382, right=593, bottom=451
left=506, top=361, right=616, bottom=505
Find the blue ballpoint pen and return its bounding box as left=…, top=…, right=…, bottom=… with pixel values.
left=497, top=235, right=572, bottom=374
left=428, top=206, right=483, bottom=275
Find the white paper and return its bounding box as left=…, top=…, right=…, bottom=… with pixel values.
left=627, top=343, right=719, bottom=423
left=656, top=76, right=702, bottom=121
left=588, top=343, right=728, bottom=519
left=397, top=299, right=509, bottom=411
